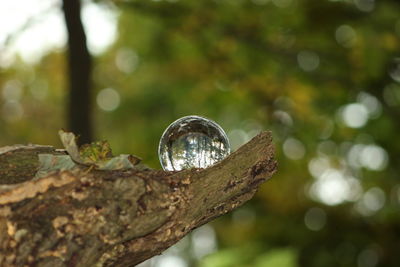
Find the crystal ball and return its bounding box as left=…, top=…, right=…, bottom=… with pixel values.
left=158, top=115, right=230, bottom=171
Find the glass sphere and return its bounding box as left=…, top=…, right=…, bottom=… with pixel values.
left=158, top=115, right=230, bottom=171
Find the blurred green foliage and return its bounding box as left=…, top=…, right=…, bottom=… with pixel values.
left=1, top=0, right=400, bottom=266
left=200, top=246, right=297, bottom=267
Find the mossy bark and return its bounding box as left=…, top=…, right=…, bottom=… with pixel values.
left=0, top=132, right=276, bottom=267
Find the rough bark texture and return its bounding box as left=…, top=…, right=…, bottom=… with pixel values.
left=62, top=0, right=93, bottom=145
left=0, top=132, right=276, bottom=267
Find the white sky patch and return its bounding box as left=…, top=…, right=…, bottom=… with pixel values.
left=309, top=168, right=363, bottom=206
left=340, top=103, right=369, bottom=128
left=347, top=143, right=389, bottom=171
left=137, top=236, right=190, bottom=266
left=191, top=225, right=217, bottom=260
left=357, top=92, right=382, bottom=119
left=0, top=0, right=118, bottom=66
left=0, top=1, right=57, bottom=45
left=154, top=255, right=187, bottom=267
left=359, top=145, right=389, bottom=171
left=0, top=0, right=63, bottom=65
left=347, top=144, right=365, bottom=169
left=82, top=1, right=119, bottom=55
left=308, top=156, right=331, bottom=178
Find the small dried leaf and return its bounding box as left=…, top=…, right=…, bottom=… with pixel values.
left=58, top=130, right=141, bottom=170
left=58, top=130, right=85, bottom=165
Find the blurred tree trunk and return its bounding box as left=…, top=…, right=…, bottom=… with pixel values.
left=62, top=0, right=92, bottom=145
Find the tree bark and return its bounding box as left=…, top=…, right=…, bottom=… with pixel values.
left=0, top=132, right=276, bottom=267
left=62, top=0, right=92, bottom=145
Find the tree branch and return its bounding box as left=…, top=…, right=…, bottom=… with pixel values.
left=0, top=132, right=276, bottom=267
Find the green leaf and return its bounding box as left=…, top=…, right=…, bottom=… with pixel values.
left=254, top=248, right=298, bottom=267
left=79, top=140, right=113, bottom=164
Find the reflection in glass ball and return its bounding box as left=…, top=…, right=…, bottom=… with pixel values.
left=158, top=115, right=230, bottom=171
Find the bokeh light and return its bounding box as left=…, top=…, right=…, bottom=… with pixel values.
left=304, top=207, right=327, bottom=231
left=335, top=25, right=357, bottom=48
left=340, top=103, right=369, bottom=128
left=96, top=88, right=120, bottom=112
